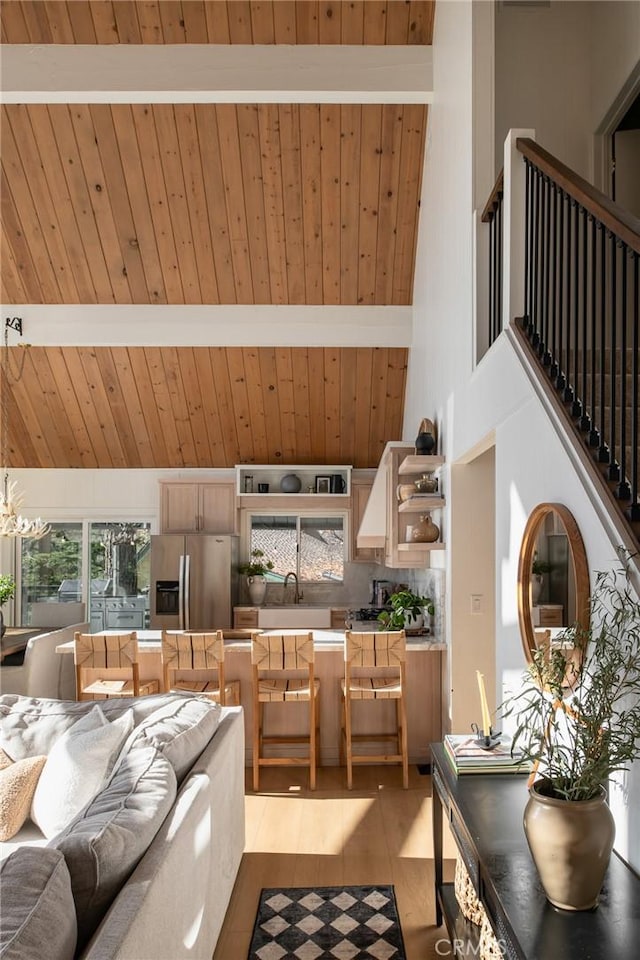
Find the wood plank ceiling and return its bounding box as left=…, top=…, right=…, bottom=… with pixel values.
left=0, top=1, right=433, bottom=470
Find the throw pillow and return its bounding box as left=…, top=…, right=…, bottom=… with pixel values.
left=31, top=706, right=133, bottom=839
left=0, top=755, right=46, bottom=841
left=0, top=847, right=77, bottom=960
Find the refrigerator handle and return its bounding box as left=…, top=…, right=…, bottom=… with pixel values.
left=179, top=554, right=186, bottom=630
left=184, top=554, right=191, bottom=630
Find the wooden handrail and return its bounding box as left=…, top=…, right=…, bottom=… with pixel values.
left=516, top=137, right=640, bottom=254
left=481, top=170, right=504, bottom=223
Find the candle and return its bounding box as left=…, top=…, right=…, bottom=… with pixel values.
left=476, top=670, right=492, bottom=735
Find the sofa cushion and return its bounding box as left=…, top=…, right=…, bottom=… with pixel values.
left=31, top=706, right=133, bottom=839
left=0, top=847, right=77, bottom=960
left=52, top=743, right=177, bottom=953
left=0, top=755, right=46, bottom=841
left=122, top=696, right=221, bottom=783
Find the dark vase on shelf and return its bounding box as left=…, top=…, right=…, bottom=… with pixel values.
left=415, top=418, right=436, bottom=455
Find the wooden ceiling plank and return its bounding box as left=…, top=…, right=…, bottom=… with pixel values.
left=109, top=346, right=154, bottom=467
left=210, top=346, right=241, bottom=464
left=6, top=379, right=39, bottom=468
left=353, top=347, right=373, bottom=467
left=19, top=0, right=54, bottom=42
left=272, top=0, right=297, bottom=43
left=42, top=1, right=75, bottom=42
left=88, top=104, right=151, bottom=302
left=339, top=103, right=361, bottom=305
left=295, top=0, right=318, bottom=43
left=340, top=0, right=364, bottom=43
left=130, top=104, right=185, bottom=303
left=153, top=104, right=203, bottom=304
left=375, top=103, right=403, bottom=304
left=215, top=104, right=255, bottom=304
left=318, top=2, right=341, bottom=43
left=0, top=233, right=29, bottom=304
left=249, top=1, right=275, bottom=43
left=299, top=105, right=323, bottom=304
left=257, top=347, right=283, bottom=462
left=16, top=347, right=73, bottom=467
left=357, top=104, right=383, bottom=305
left=111, top=104, right=167, bottom=304
left=203, top=1, right=231, bottom=43
left=94, top=347, right=144, bottom=468
left=112, top=0, right=142, bottom=43
left=76, top=346, right=129, bottom=467
left=236, top=104, right=271, bottom=304
left=134, top=0, right=164, bottom=44
left=144, top=346, right=184, bottom=467
left=274, top=347, right=297, bottom=463
left=323, top=347, right=341, bottom=463
left=290, top=347, right=312, bottom=463
left=174, top=104, right=220, bottom=304
left=362, top=1, right=387, bottom=45
left=180, top=1, right=208, bottom=43
left=320, top=104, right=341, bottom=305
left=46, top=345, right=99, bottom=467
left=225, top=346, right=255, bottom=462
left=160, top=346, right=199, bottom=466
left=383, top=347, right=407, bottom=443
left=194, top=104, right=236, bottom=303
left=278, top=104, right=305, bottom=304
left=192, top=348, right=227, bottom=466
left=4, top=105, right=81, bottom=303
left=46, top=105, right=116, bottom=303
left=339, top=347, right=357, bottom=466
left=1, top=173, right=45, bottom=302
left=242, top=348, right=269, bottom=463
left=127, top=348, right=171, bottom=467
left=385, top=0, right=411, bottom=44
left=0, top=115, right=64, bottom=303
left=1, top=2, right=31, bottom=43
left=4, top=347, right=53, bottom=467
left=174, top=347, right=210, bottom=467
left=64, top=1, right=99, bottom=44
left=307, top=347, right=326, bottom=463
left=27, top=105, right=98, bottom=303
left=258, top=104, right=288, bottom=305
left=69, top=104, right=133, bottom=303
left=157, top=0, right=187, bottom=42
left=88, top=1, right=119, bottom=44
left=392, top=102, right=426, bottom=304
left=226, top=0, right=253, bottom=43
left=368, top=347, right=389, bottom=467
left=408, top=1, right=435, bottom=45
left=59, top=346, right=113, bottom=466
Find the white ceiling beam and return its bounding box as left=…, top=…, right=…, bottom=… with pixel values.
left=3, top=305, right=413, bottom=348
left=1, top=44, right=432, bottom=104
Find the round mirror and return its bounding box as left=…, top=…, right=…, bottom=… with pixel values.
left=517, top=503, right=589, bottom=664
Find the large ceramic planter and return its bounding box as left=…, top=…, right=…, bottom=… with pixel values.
left=523, top=780, right=615, bottom=910
left=247, top=575, right=267, bottom=606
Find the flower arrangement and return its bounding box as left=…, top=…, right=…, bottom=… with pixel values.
left=237, top=549, right=274, bottom=578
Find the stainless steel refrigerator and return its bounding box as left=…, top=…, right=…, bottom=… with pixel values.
left=150, top=535, right=238, bottom=630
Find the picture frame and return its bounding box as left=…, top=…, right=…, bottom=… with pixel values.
left=315, top=476, right=331, bottom=494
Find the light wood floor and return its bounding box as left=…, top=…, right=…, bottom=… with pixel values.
left=213, top=764, right=458, bottom=960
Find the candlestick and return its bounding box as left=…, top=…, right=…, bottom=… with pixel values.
left=476, top=670, right=492, bottom=735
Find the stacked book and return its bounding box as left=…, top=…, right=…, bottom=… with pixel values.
left=444, top=734, right=530, bottom=775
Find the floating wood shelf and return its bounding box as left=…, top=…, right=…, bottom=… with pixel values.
left=398, top=455, right=445, bottom=476
left=397, top=542, right=445, bottom=552
left=398, top=497, right=446, bottom=513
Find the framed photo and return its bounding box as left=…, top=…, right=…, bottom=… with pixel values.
left=315, top=476, right=331, bottom=494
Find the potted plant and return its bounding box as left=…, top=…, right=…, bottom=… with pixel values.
left=503, top=558, right=640, bottom=911
left=377, top=589, right=434, bottom=632
left=237, top=549, right=274, bottom=607
left=0, top=573, right=16, bottom=638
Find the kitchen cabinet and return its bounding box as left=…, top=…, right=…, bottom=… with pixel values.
left=159, top=481, right=236, bottom=534
left=350, top=480, right=378, bottom=562
left=234, top=607, right=259, bottom=628
left=385, top=447, right=445, bottom=568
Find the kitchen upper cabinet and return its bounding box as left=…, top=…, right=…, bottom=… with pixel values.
left=160, top=482, right=237, bottom=534
left=351, top=480, right=378, bottom=562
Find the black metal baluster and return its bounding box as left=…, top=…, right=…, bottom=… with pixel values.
left=524, top=161, right=531, bottom=331
left=545, top=182, right=555, bottom=367
left=618, top=249, right=630, bottom=500
left=608, top=236, right=619, bottom=481
left=531, top=169, right=541, bottom=349
left=497, top=195, right=503, bottom=336
left=489, top=210, right=495, bottom=345
left=631, top=253, right=639, bottom=521
left=579, top=206, right=591, bottom=428
left=589, top=218, right=600, bottom=448
left=598, top=226, right=610, bottom=463
left=554, top=188, right=565, bottom=387
left=564, top=194, right=573, bottom=402
left=570, top=199, right=580, bottom=409
left=540, top=177, right=550, bottom=359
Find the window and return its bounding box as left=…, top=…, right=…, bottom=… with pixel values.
left=249, top=514, right=345, bottom=583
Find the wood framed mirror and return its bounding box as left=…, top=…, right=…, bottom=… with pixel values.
left=517, top=503, right=590, bottom=664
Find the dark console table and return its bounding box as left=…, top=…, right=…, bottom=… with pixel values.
left=431, top=742, right=640, bottom=959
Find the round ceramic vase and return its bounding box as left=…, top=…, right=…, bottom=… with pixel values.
left=410, top=515, right=440, bottom=543
left=247, top=575, right=267, bottom=606
left=523, top=782, right=615, bottom=911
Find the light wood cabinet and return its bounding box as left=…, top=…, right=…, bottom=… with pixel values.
left=351, top=481, right=378, bottom=562
left=160, top=481, right=237, bottom=534
left=330, top=608, right=348, bottom=629
left=234, top=607, right=259, bottom=628
left=384, top=448, right=446, bottom=568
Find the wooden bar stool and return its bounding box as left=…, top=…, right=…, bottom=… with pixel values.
left=74, top=631, right=159, bottom=700
left=340, top=629, right=408, bottom=789
left=161, top=630, right=240, bottom=705
left=251, top=632, right=320, bottom=792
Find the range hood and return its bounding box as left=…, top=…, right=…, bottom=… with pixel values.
left=356, top=442, right=415, bottom=549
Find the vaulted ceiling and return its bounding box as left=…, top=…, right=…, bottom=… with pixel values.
left=0, top=1, right=433, bottom=470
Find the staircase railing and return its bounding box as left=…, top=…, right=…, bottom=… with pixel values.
left=481, top=171, right=504, bottom=347
left=482, top=135, right=640, bottom=534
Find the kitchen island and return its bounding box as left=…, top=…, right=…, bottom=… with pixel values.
left=56, top=630, right=445, bottom=767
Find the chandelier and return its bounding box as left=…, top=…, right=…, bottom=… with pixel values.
left=0, top=318, right=50, bottom=539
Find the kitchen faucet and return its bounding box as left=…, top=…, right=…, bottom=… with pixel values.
left=284, top=571, right=303, bottom=604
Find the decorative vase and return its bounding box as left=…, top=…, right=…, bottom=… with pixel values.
left=280, top=473, right=302, bottom=493
left=411, top=514, right=440, bottom=543
left=531, top=574, right=544, bottom=606
left=415, top=418, right=436, bottom=455
left=523, top=781, right=615, bottom=910
left=247, top=575, right=267, bottom=606
left=397, top=483, right=416, bottom=503
left=414, top=472, right=438, bottom=494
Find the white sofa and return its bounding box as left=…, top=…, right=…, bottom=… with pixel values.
left=0, top=622, right=85, bottom=700
left=0, top=693, right=245, bottom=960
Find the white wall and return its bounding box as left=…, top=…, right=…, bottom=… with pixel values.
left=589, top=0, right=640, bottom=132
